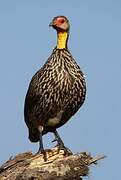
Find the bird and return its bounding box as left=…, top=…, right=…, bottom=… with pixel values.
left=24, top=16, right=86, bottom=157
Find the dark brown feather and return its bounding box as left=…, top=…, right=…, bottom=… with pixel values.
left=24, top=48, right=86, bottom=142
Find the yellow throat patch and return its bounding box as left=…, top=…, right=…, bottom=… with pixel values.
left=57, top=31, right=68, bottom=49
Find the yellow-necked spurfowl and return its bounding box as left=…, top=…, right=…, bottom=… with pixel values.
left=24, top=16, right=86, bottom=157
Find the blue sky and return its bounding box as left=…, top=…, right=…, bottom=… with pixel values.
left=0, top=0, right=121, bottom=179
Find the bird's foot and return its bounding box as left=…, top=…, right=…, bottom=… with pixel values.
left=52, top=138, right=72, bottom=155
left=52, top=130, right=73, bottom=156
left=57, top=143, right=73, bottom=155
left=36, top=149, right=47, bottom=161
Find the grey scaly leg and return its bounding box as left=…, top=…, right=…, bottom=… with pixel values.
left=37, top=126, right=47, bottom=161
left=53, top=129, right=72, bottom=155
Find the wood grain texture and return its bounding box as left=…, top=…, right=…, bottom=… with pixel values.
left=0, top=147, right=105, bottom=180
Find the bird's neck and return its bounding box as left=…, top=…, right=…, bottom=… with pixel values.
left=57, top=31, right=69, bottom=49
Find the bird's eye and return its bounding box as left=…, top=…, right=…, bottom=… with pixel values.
left=56, top=18, right=65, bottom=25
left=60, top=19, right=65, bottom=23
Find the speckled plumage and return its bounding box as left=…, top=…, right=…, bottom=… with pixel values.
left=24, top=48, right=86, bottom=142
left=24, top=16, right=86, bottom=152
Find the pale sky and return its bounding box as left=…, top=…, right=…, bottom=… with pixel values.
left=0, top=1, right=121, bottom=180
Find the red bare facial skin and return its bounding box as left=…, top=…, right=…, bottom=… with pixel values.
left=50, top=16, right=69, bottom=32
left=54, top=17, right=65, bottom=26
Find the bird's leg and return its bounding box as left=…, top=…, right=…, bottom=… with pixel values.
left=53, top=130, right=72, bottom=155
left=38, top=131, right=44, bottom=153
left=37, top=126, right=47, bottom=161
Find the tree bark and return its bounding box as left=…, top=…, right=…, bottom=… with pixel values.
left=0, top=147, right=105, bottom=180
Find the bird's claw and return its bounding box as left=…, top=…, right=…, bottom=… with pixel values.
left=52, top=137, right=58, bottom=143
left=36, top=149, right=47, bottom=161
left=57, top=143, right=73, bottom=155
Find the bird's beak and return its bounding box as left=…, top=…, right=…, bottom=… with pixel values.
left=49, top=21, right=53, bottom=27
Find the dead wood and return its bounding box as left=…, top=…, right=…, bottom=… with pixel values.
left=0, top=147, right=105, bottom=180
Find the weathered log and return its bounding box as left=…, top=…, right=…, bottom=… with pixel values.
left=0, top=147, right=105, bottom=180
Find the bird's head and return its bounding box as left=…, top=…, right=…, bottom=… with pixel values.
left=49, top=16, right=70, bottom=32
